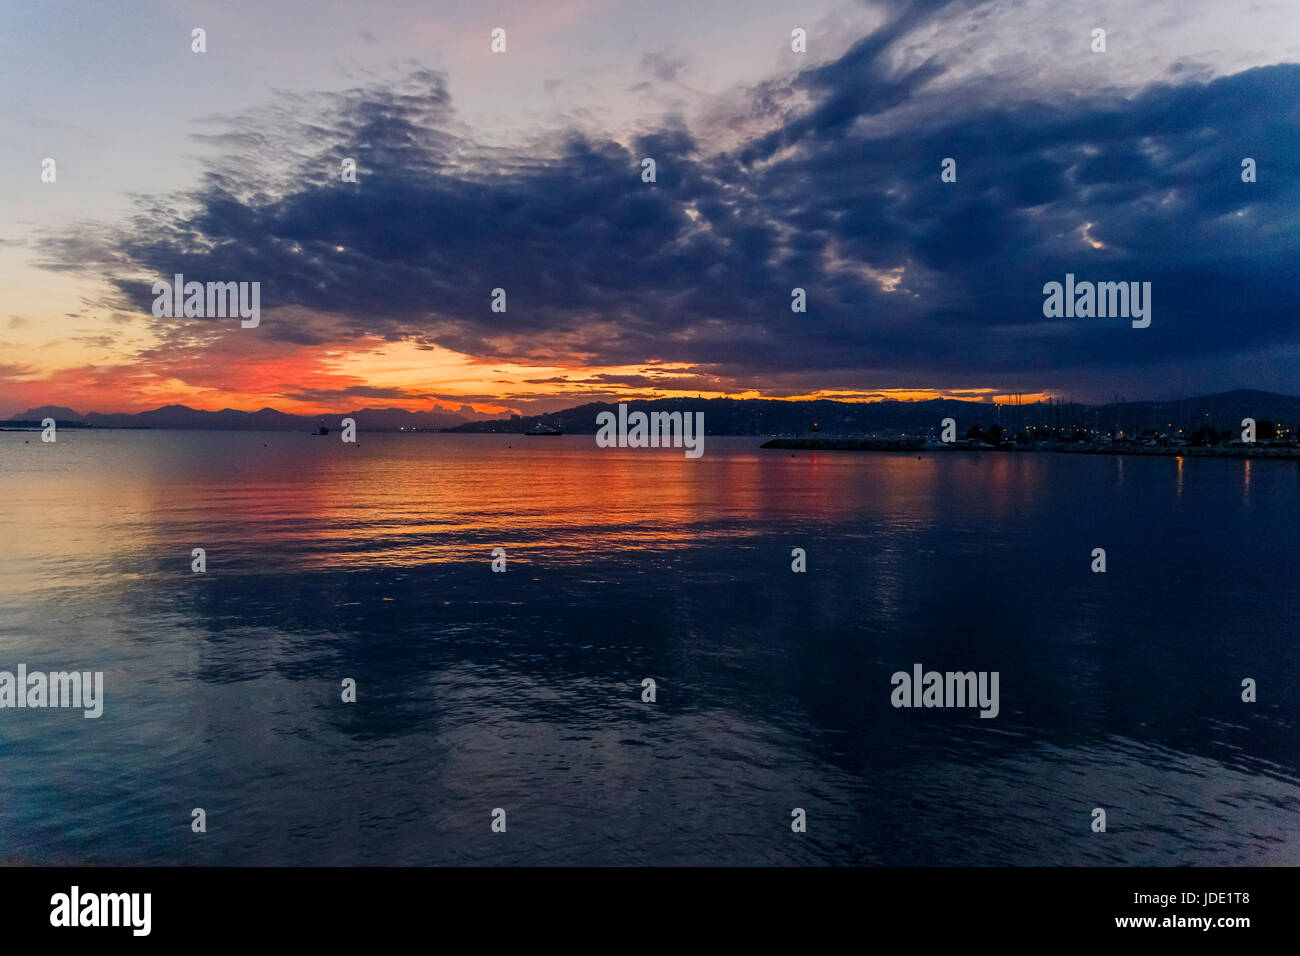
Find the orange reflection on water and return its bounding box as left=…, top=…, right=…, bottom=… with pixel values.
left=0, top=432, right=1063, bottom=588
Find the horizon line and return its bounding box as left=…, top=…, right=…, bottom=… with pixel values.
left=10, top=387, right=1298, bottom=423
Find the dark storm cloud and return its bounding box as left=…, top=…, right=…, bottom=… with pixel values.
left=40, top=0, right=1300, bottom=398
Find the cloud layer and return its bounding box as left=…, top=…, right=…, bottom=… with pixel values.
left=36, top=0, right=1300, bottom=406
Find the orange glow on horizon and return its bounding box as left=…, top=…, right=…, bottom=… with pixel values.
left=0, top=304, right=1059, bottom=416
left=1, top=360, right=1060, bottom=417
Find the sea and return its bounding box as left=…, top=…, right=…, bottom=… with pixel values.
left=0, top=429, right=1296, bottom=865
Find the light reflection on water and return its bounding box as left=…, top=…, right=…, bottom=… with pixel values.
left=0, top=430, right=1296, bottom=865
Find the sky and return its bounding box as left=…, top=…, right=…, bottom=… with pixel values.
left=2, top=0, right=1298, bottom=417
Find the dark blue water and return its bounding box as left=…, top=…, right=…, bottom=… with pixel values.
left=0, top=430, right=1296, bottom=864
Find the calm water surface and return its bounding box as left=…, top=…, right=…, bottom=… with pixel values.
left=0, top=430, right=1297, bottom=864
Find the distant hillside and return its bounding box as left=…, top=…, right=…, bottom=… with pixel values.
left=3, top=404, right=474, bottom=431
left=9, top=405, right=85, bottom=422
left=7, top=390, right=1299, bottom=436
left=444, top=390, right=1300, bottom=436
